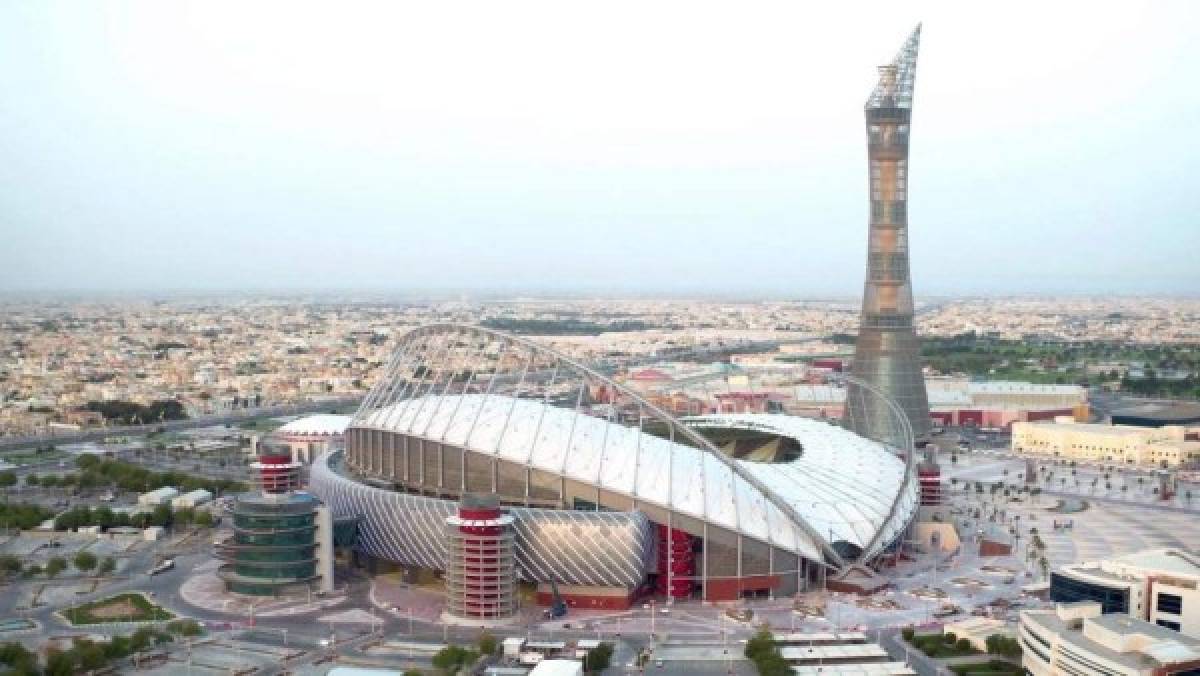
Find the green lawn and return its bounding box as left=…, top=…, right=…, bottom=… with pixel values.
left=909, top=634, right=981, bottom=658
left=63, top=592, right=174, bottom=625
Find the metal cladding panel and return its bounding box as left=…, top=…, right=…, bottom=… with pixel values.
left=346, top=324, right=840, bottom=565
left=309, top=452, right=652, bottom=588
left=687, top=413, right=919, bottom=560
left=849, top=25, right=931, bottom=441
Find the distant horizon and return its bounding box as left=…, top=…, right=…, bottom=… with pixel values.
left=2, top=287, right=1199, bottom=304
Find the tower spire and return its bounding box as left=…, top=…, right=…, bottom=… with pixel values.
left=847, top=24, right=932, bottom=442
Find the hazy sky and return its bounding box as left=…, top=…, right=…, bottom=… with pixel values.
left=2, top=2, right=1198, bottom=297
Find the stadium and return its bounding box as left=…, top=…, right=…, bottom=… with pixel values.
left=309, top=324, right=918, bottom=608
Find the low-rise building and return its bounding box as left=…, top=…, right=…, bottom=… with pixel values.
left=943, top=616, right=1015, bottom=653
left=137, top=486, right=180, bottom=506
left=1012, top=419, right=1200, bottom=467
left=527, top=660, right=582, bottom=676
left=171, top=489, right=213, bottom=508
left=1019, top=601, right=1200, bottom=676
left=928, top=379, right=1089, bottom=429
left=1050, top=549, right=1200, bottom=638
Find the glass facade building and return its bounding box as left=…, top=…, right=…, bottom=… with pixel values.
left=217, top=493, right=322, bottom=596
left=216, top=448, right=333, bottom=596
left=1049, top=571, right=1130, bottom=614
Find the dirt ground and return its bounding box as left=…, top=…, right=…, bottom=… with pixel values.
left=86, top=598, right=139, bottom=620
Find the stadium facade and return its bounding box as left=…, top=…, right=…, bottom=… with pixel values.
left=309, top=324, right=919, bottom=606
left=847, top=25, right=932, bottom=441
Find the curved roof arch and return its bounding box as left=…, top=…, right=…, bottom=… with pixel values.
left=349, top=324, right=915, bottom=565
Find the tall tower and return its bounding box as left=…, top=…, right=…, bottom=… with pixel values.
left=846, top=25, right=931, bottom=441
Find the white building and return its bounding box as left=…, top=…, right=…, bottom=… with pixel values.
left=272, top=414, right=351, bottom=464
left=1020, top=601, right=1200, bottom=676
left=1050, top=549, right=1200, bottom=638
left=171, top=489, right=213, bottom=509
left=138, top=487, right=180, bottom=506
left=527, top=660, right=582, bottom=676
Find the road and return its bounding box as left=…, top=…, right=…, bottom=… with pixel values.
left=0, top=397, right=363, bottom=451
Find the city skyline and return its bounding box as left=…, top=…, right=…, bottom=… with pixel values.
left=2, top=2, right=1199, bottom=296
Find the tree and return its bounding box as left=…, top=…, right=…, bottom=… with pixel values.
left=0, top=556, right=21, bottom=577
left=477, top=632, right=497, bottom=656
left=45, top=557, right=67, bottom=578
left=745, top=629, right=790, bottom=676
left=167, top=619, right=203, bottom=637
left=44, top=648, right=76, bottom=676
left=0, top=641, right=38, bottom=675
left=193, top=510, right=214, bottom=527
left=73, top=551, right=98, bottom=573
left=584, top=643, right=614, bottom=673
left=986, top=634, right=1022, bottom=658
left=432, top=645, right=477, bottom=674
left=150, top=504, right=172, bottom=528
left=0, top=472, right=16, bottom=489
left=99, top=557, right=116, bottom=576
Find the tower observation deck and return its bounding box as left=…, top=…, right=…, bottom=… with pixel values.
left=846, top=25, right=932, bottom=441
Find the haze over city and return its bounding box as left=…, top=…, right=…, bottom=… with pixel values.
left=3, top=1, right=1198, bottom=296
left=3, top=4, right=1200, bottom=676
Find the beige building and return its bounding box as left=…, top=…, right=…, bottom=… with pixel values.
left=942, top=616, right=1013, bottom=653
left=1020, top=602, right=1200, bottom=676
left=1011, top=418, right=1200, bottom=467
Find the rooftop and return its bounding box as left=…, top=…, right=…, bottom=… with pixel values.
left=1108, top=548, right=1200, bottom=579
left=1023, top=605, right=1200, bottom=671
left=277, top=414, right=352, bottom=436
left=355, top=394, right=917, bottom=560
left=1112, top=401, right=1200, bottom=422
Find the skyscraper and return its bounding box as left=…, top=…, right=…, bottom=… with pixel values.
left=846, top=25, right=931, bottom=441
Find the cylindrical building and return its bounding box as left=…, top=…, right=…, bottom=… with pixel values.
left=216, top=443, right=334, bottom=596
left=444, top=494, right=517, bottom=623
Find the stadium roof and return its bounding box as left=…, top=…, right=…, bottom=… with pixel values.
left=278, top=414, right=351, bottom=437
left=355, top=395, right=916, bottom=562
left=346, top=323, right=918, bottom=566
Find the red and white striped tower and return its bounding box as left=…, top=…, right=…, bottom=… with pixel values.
left=251, top=450, right=302, bottom=495
left=443, top=494, right=516, bottom=624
